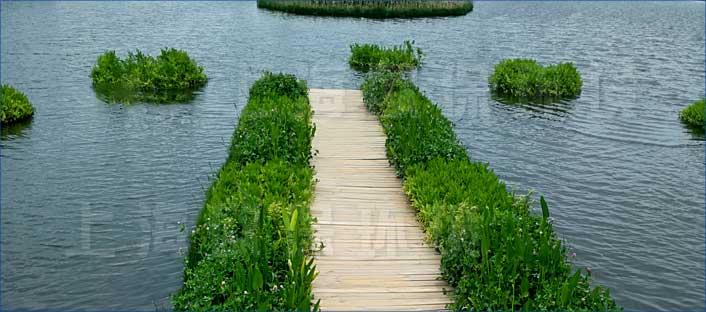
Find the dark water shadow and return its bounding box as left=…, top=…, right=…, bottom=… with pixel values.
left=93, top=84, right=204, bottom=105
left=491, top=92, right=577, bottom=120
left=682, top=122, right=705, bottom=140
left=1, top=117, right=33, bottom=140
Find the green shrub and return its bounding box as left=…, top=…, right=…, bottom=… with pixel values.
left=173, top=73, right=318, bottom=311
left=680, top=99, right=704, bottom=131
left=229, top=95, right=314, bottom=167
left=360, top=73, right=618, bottom=311
left=349, top=41, right=422, bottom=72
left=405, top=159, right=617, bottom=310
left=489, top=59, right=583, bottom=101
left=1, top=85, right=34, bottom=124
left=257, top=0, right=473, bottom=18
left=360, top=70, right=404, bottom=114
left=90, top=48, right=207, bottom=103
left=361, top=70, right=466, bottom=176
left=249, top=72, right=308, bottom=99
left=381, top=87, right=468, bottom=176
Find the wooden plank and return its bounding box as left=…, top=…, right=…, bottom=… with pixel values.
left=309, top=89, right=450, bottom=310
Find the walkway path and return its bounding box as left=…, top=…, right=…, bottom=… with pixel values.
left=308, top=89, right=451, bottom=310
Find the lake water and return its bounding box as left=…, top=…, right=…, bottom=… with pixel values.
left=2, top=1, right=704, bottom=310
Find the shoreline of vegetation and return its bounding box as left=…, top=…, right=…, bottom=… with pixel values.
left=172, top=72, right=319, bottom=311
left=489, top=58, right=583, bottom=103
left=2, top=85, right=34, bottom=125
left=680, top=98, right=704, bottom=132
left=360, top=70, right=619, bottom=310
left=349, top=41, right=422, bottom=72
left=257, top=0, right=473, bottom=18
left=90, top=48, right=207, bottom=104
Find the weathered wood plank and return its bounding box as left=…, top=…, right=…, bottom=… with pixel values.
left=309, top=89, right=451, bottom=310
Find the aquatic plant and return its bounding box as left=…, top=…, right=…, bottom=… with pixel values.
left=489, top=58, right=583, bottom=101
left=173, top=72, right=318, bottom=311
left=1, top=85, right=34, bottom=125
left=257, top=0, right=473, bottom=18
left=249, top=72, right=308, bottom=99
left=349, top=41, right=422, bottom=72
left=361, top=72, right=619, bottom=311
left=90, top=48, right=208, bottom=104
left=680, top=99, right=704, bottom=131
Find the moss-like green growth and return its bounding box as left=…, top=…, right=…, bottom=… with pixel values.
left=257, top=0, right=472, bottom=18
left=489, top=59, right=583, bottom=102
left=361, top=72, right=618, bottom=311
left=90, top=48, right=207, bottom=103
left=1, top=85, right=34, bottom=124
left=349, top=41, right=422, bottom=72
left=680, top=99, right=704, bottom=131
left=173, top=72, right=318, bottom=311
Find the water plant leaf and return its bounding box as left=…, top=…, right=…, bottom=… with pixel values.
left=251, top=266, right=263, bottom=291
left=540, top=196, right=549, bottom=221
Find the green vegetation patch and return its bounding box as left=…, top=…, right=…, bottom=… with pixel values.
left=173, top=72, right=318, bottom=311
left=489, top=58, right=583, bottom=101
left=1, top=85, right=34, bottom=124
left=680, top=98, right=704, bottom=131
left=90, top=48, right=207, bottom=103
left=349, top=41, right=422, bottom=72
left=257, top=0, right=473, bottom=18
left=361, top=71, right=619, bottom=311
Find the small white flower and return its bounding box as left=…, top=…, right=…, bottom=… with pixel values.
left=244, top=290, right=248, bottom=295
left=221, top=280, right=226, bottom=286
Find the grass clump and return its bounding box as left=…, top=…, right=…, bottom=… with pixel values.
left=90, top=48, right=207, bottom=103
left=173, top=72, right=318, bottom=311
left=680, top=99, right=704, bottom=131
left=349, top=41, right=422, bottom=72
left=1, top=85, right=34, bottom=124
left=257, top=0, right=473, bottom=18
left=489, top=59, right=583, bottom=101
left=361, top=72, right=619, bottom=311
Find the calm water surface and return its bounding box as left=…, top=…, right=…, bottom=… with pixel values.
left=2, top=1, right=704, bottom=310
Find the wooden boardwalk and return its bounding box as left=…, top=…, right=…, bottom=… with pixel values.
left=308, top=89, right=451, bottom=311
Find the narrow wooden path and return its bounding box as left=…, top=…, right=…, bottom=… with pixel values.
left=308, top=89, right=451, bottom=311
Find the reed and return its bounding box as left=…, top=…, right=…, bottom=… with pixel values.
left=90, top=48, right=207, bottom=104
left=489, top=58, right=583, bottom=102
left=257, top=0, right=473, bottom=18
left=361, top=70, right=619, bottom=311
left=680, top=98, right=704, bottom=131
left=172, top=72, right=318, bottom=311
left=1, top=85, right=34, bottom=124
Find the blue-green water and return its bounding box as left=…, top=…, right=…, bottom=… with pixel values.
left=2, top=1, right=704, bottom=310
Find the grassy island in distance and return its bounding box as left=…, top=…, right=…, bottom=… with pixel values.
left=257, top=0, right=473, bottom=18
left=1, top=85, right=35, bottom=125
